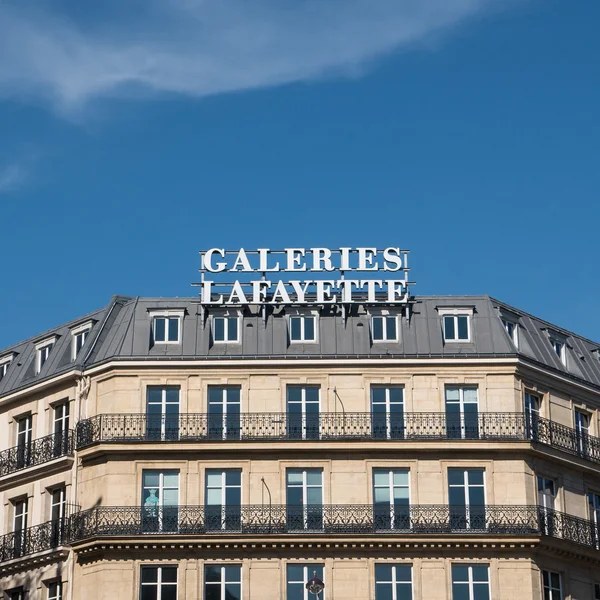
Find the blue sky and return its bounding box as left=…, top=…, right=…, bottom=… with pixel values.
left=0, top=0, right=598, bottom=349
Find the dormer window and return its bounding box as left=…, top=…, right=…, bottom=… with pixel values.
left=149, top=310, right=184, bottom=345
left=35, top=337, right=56, bottom=374
left=438, top=308, right=473, bottom=343
left=71, top=321, right=93, bottom=361
left=371, top=315, right=398, bottom=342
left=500, top=316, right=519, bottom=348
left=0, top=353, right=13, bottom=381
left=289, top=315, right=317, bottom=343
left=546, top=330, right=567, bottom=366
left=213, top=316, right=240, bottom=343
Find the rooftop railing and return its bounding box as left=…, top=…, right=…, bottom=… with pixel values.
left=0, top=431, right=75, bottom=478
left=75, top=413, right=600, bottom=465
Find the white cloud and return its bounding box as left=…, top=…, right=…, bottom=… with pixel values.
left=0, top=0, right=514, bottom=114
left=0, top=164, right=26, bottom=193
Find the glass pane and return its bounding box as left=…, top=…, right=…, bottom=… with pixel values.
left=469, top=488, right=485, bottom=506
left=168, top=318, right=179, bottom=341
left=463, top=388, right=478, bottom=403
left=226, top=470, right=241, bottom=486
left=208, top=387, right=223, bottom=405
left=386, top=317, right=397, bottom=340
left=163, top=473, right=179, bottom=488
left=397, top=584, right=413, bottom=600
left=207, top=472, right=223, bottom=487
left=473, top=584, right=490, bottom=600
left=155, top=318, right=165, bottom=341
left=141, top=586, right=157, bottom=600
left=143, top=472, right=160, bottom=488
left=307, top=488, right=322, bottom=504
left=373, top=317, right=383, bottom=340
left=225, top=566, right=241, bottom=582
left=375, top=565, right=392, bottom=581
left=291, top=318, right=301, bottom=340
left=304, top=317, right=315, bottom=340
left=446, top=387, right=460, bottom=402
left=372, top=387, right=386, bottom=404
left=227, top=387, right=241, bottom=404
left=162, top=568, right=178, bottom=583
left=373, top=471, right=389, bottom=486
left=205, top=587, right=220, bottom=600
left=374, top=488, right=390, bottom=503
left=287, top=565, right=304, bottom=582
left=448, top=470, right=464, bottom=486
left=457, top=316, right=469, bottom=339
left=306, top=386, right=320, bottom=402
left=444, top=316, right=455, bottom=340
left=393, top=487, right=409, bottom=502
left=393, top=471, right=409, bottom=486
left=306, top=470, right=322, bottom=485
left=468, top=470, right=484, bottom=485
left=206, top=489, right=221, bottom=505
left=287, top=386, right=302, bottom=403
left=389, top=387, right=403, bottom=404
left=228, top=318, right=238, bottom=341
left=225, top=584, right=241, bottom=600
left=226, top=487, right=241, bottom=505
left=166, top=387, right=180, bottom=403
left=141, top=567, right=158, bottom=583
left=375, top=583, right=393, bottom=600
left=287, top=582, right=303, bottom=600
left=163, top=489, right=178, bottom=506
left=452, top=584, right=470, bottom=600
left=287, top=471, right=303, bottom=484
left=205, top=566, right=221, bottom=583
left=472, top=566, right=489, bottom=582
left=147, top=388, right=163, bottom=404
left=161, top=586, right=177, bottom=600
left=395, top=565, right=412, bottom=582
left=214, top=318, right=225, bottom=341
left=287, top=488, right=303, bottom=505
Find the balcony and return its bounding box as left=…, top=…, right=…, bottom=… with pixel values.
left=0, top=431, right=75, bottom=478
left=67, top=504, right=599, bottom=552
left=75, top=413, right=600, bottom=465
left=0, top=517, right=71, bottom=563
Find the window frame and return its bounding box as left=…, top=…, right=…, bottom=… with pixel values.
left=204, top=564, right=242, bottom=600
left=213, top=315, right=241, bottom=344
left=451, top=564, right=490, bottom=600
left=374, top=564, right=413, bottom=600
left=47, top=580, right=63, bottom=600
left=371, top=315, right=399, bottom=343
left=71, top=321, right=93, bottom=360
left=35, top=337, right=57, bottom=374
left=438, top=308, right=473, bottom=343
left=287, top=563, right=325, bottom=600
left=0, top=353, right=14, bottom=381
left=140, top=565, right=178, bottom=600
left=501, top=317, right=519, bottom=347
left=542, top=570, right=562, bottom=600
left=149, top=310, right=184, bottom=345
left=289, top=315, right=318, bottom=343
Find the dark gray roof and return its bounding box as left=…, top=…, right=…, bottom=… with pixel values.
left=1, top=294, right=600, bottom=399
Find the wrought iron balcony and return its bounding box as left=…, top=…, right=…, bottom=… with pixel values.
left=75, top=412, right=600, bottom=465
left=0, top=517, right=70, bottom=563
left=0, top=431, right=75, bottom=477
left=67, top=504, right=599, bottom=551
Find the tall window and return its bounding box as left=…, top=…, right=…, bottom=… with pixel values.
left=13, top=499, right=28, bottom=557
left=152, top=314, right=180, bottom=344
left=53, top=402, right=70, bottom=457
left=146, top=386, right=180, bottom=441
left=575, top=410, right=590, bottom=456
left=287, top=564, right=325, bottom=600
left=213, top=316, right=239, bottom=343
left=451, top=565, right=490, bottom=600
left=287, top=468, right=323, bottom=531
left=140, top=566, right=177, bottom=600
left=50, top=486, right=67, bottom=546
left=443, top=314, right=470, bottom=342
left=204, top=565, right=241, bottom=600
left=71, top=322, right=92, bottom=360
left=372, top=316, right=398, bottom=342
left=501, top=318, right=518, bottom=347
left=205, top=469, right=242, bottom=531
left=36, top=340, right=54, bottom=373
left=290, top=316, right=317, bottom=342
left=208, top=386, right=241, bottom=440
left=48, top=581, right=63, bottom=600
left=8, top=589, right=25, bottom=600
left=375, top=564, right=412, bottom=600
left=373, top=469, right=410, bottom=530
left=0, top=354, right=12, bottom=381
left=445, top=386, right=478, bottom=440
left=142, top=471, right=179, bottom=533
left=524, top=392, right=540, bottom=439
left=287, top=385, right=320, bottom=440
left=542, top=571, right=562, bottom=600
left=550, top=338, right=566, bottom=365
left=538, top=476, right=557, bottom=536
left=371, top=386, right=404, bottom=440
left=589, top=492, right=600, bottom=549
left=16, top=414, right=32, bottom=469
left=448, top=469, right=485, bottom=530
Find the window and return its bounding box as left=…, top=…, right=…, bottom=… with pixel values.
left=445, top=386, right=479, bottom=440
left=146, top=386, right=180, bottom=441
left=542, top=570, right=562, bottom=600
left=213, top=316, right=240, bottom=343
left=205, top=469, right=242, bottom=531
left=48, top=581, right=63, bottom=600
left=50, top=486, right=67, bottom=546
left=53, top=402, right=70, bottom=457
left=451, top=565, right=490, bottom=600
left=16, top=414, right=32, bottom=469
left=524, top=392, right=540, bottom=439
left=13, top=498, right=28, bottom=557
left=371, top=386, right=404, bottom=440
left=35, top=337, right=56, bottom=374
left=287, top=468, right=323, bottom=530
left=290, top=315, right=317, bottom=343
left=448, top=469, right=486, bottom=530
left=0, top=354, right=12, bottom=381
left=595, top=583, right=600, bottom=600
left=588, top=492, right=600, bottom=549
left=152, top=313, right=181, bottom=344
left=142, top=470, right=179, bottom=532
left=443, top=315, right=470, bottom=342
left=208, top=386, right=241, bottom=440
left=140, top=566, right=177, bottom=600
left=547, top=333, right=567, bottom=365
left=373, top=469, right=410, bottom=530
left=375, top=564, right=412, bottom=600
left=537, top=477, right=556, bottom=510
left=372, top=316, right=398, bottom=342
left=575, top=409, right=590, bottom=456
left=8, top=589, right=25, bottom=600
left=204, top=565, right=241, bottom=600
left=501, top=318, right=518, bottom=347
left=287, top=564, right=325, bottom=600
left=287, top=385, right=320, bottom=440
left=71, top=321, right=92, bottom=360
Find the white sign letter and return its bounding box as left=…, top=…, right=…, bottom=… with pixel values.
left=231, top=248, right=253, bottom=272
left=286, top=248, right=307, bottom=271
left=383, top=248, right=403, bottom=271
left=358, top=248, right=379, bottom=271
left=203, top=249, right=227, bottom=273
left=311, top=248, right=334, bottom=272
left=258, top=248, right=280, bottom=272
left=316, top=280, right=336, bottom=303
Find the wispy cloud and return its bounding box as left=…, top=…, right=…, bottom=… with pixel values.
left=0, top=0, right=515, bottom=114
left=0, top=164, right=26, bottom=193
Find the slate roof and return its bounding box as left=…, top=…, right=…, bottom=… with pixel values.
left=1, top=294, right=599, bottom=399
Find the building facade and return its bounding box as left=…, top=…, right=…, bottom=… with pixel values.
left=1, top=294, right=600, bottom=599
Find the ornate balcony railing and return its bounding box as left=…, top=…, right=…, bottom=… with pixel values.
left=67, top=504, right=600, bottom=551
left=0, top=431, right=75, bottom=477
left=75, top=412, right=600, bottom=464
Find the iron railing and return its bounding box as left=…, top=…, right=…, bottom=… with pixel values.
left=67, top=504, right=600, bottom=550
left=0, top=431, right=75, bottom=477
left=75, top=413, right=600, bottom=464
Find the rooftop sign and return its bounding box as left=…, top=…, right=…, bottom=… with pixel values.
left=194, top=247, right=412, bottom=305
